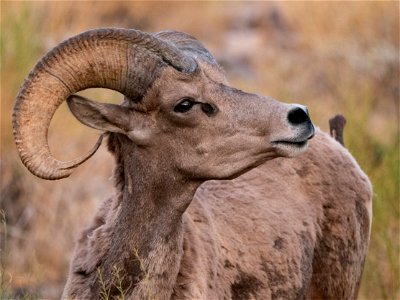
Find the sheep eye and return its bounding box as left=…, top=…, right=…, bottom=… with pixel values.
left=174, top=99, right=195, bottom=113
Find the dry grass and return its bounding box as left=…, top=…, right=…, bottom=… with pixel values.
left=1, top=1, right=398, bottom=299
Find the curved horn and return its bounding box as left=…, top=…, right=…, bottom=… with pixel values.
left=13, top=28, right=197, bottom=180
left=156, top=30, right=218, bottom=65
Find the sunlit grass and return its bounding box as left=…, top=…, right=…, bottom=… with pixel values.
left=341, top=88, right=399, bottom=299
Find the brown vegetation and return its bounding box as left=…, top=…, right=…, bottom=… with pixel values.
left=1, top=2, right=398, bottom=299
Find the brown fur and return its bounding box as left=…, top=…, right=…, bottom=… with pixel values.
left=63, top=130, right=371, bottom=299
left=62, top=56, right=371, bottom=299
left=12, top=29, right=371, bottom=300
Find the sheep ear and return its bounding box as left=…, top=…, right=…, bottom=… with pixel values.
left=67, top=95, right=154, bottom=146
left=67, top=95, right=132, bottom=134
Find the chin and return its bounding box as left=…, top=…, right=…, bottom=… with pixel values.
left=273, top=140, right=310, bottom=158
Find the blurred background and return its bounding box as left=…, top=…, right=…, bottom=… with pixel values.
left=1, top=1, right=398, bottom=299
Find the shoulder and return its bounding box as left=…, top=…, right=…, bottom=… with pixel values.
left=306, top=129, right=372, bottom=195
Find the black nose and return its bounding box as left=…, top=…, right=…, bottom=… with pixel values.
left=288, top=106, right=311, bottom=125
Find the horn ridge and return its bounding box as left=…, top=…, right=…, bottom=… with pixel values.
left=13, top=28, right=196, bottom=180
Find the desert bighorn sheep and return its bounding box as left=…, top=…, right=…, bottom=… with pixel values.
left=13, top=28, right=372, bottom=299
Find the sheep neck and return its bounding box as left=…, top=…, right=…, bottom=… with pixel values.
left=102, top=146, right=200, bottom=298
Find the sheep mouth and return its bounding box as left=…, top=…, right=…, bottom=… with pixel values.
left=272, top=140, right=308, bottom=147
left=272, top=128, right=315, bottom=149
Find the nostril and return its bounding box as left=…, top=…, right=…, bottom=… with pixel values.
left=288, top=106, right=310, bottom=125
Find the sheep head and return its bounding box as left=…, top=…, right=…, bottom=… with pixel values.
left=13, top=28, right=314, bottom=181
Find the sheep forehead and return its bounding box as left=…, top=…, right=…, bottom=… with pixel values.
left=196, top=60, right=228, bottom=85
left=140, top=60, right=227, bottom=109
left=167, top=59, right=227, bottom=87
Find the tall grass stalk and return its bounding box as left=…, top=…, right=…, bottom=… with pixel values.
left=0, top=210, right=11, bottom=299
